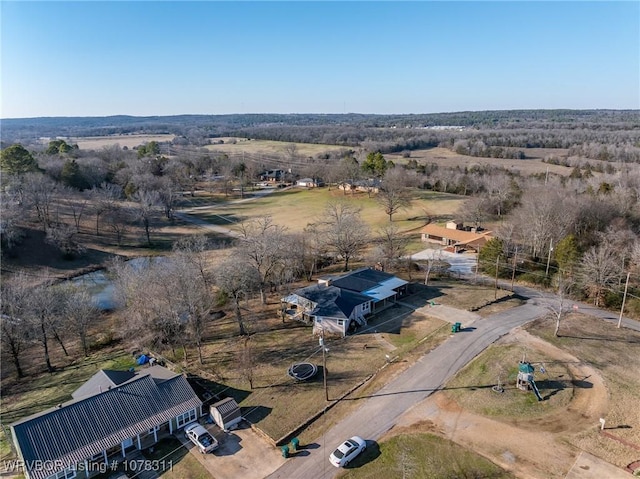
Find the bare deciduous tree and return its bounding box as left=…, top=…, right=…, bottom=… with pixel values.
left=214, top=257, right=260, bottom=336
left=238, top=216, right=289, bottom=304
left=0, top=190, right=25, bottom=250
left=0, top=274, right=32, bottom=378
left=579, top=242, right=622, bottom=306
left=46, top=223, right=85, bottom=258
left=26, top=281, right=67, bottom=372
left=23, top=173, right=58, bottom=231
left=90, top=182, right=122, bottom=236
left=377, top=169, right=412, bottom=222
left=131, top=189, right=160, bottom=246
left=62, top=285, right=99, bottom=356
left=373, top=223, right=408, bottom=271
left=543, top=278, right=571, bottom=337
left=238, top=336, right=256, bottom=390
left=316, top=202, right=370, bottom=271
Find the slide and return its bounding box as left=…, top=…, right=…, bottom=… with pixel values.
left=529, top=378, right=543, bottom=401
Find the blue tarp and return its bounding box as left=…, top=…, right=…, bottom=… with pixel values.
left=137, top=354, right=149, bottom=365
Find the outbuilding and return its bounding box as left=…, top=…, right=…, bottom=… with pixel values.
left=210, top=397, right=243, bottom=432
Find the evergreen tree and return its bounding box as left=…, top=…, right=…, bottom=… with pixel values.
left=0, top=144, right=40, bottom=174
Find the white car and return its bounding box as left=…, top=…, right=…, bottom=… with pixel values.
left=184, top=423, right=219, bottom=453
left=329, top=435, right=366, bottom=467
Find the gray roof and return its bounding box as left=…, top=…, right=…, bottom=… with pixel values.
left=72, top=370, right=136, bottom=399
left=294, top=284, right=371, bottom=319
left=12, top=368, right=202, bottom=479
left=72, top=366, right=179, bottom=400
left=331, top=268, right=400, bottom=294
left=211, top=397, right=241, bottom=421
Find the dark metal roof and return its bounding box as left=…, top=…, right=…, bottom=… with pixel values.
left=294, top=284, right=371, bottom=319
left=331, top=268, right=397, bottom=293
left=331, top=276, right=378, bottom=293
left=12, top=371, right=202, bottom=479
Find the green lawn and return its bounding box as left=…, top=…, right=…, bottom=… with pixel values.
left=338, top=433, right=514, bottom=479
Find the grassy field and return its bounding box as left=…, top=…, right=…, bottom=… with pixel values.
left=205, top=137, right=349, bottom=157
left=70, top=134, right=176, bottom=150
left=386, top=146, right=574, bottom=177
left=186, top=187, right=466, bottom=235
left=338, top=433, right=514, bottom=479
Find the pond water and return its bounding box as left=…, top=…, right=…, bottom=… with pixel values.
left=70, top=256, right=166, bottom=310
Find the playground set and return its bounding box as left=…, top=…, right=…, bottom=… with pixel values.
left=516, top=361, right=543, bottom=401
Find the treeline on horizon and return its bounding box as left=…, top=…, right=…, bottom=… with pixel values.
left=2, top=109, right=639, bottom=165
left=2, top=108, right=638, bottom=137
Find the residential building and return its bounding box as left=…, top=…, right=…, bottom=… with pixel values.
left=10, top=366, right=202, bottom=479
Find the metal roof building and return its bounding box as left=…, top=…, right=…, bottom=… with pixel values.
left=11, top=366, right=202, bottom=479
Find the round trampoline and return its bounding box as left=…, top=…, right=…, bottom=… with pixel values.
left=288, top=362, right=318, bottom=381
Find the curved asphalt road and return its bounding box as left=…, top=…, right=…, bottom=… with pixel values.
left=267, top=302, right=548, bottom=479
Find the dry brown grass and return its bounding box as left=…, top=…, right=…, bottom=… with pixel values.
left=187, top=186, right=466, bottom=235
left=70, top=134, right=176, bottom=150
left=205, top=137, right=348, bottom=157
left=386, top=147, right=573, bottom=176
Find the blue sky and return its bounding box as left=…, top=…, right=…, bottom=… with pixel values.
left=1, top=1, right=638, bottom=118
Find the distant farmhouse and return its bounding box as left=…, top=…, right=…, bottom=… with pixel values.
left=10, top=366, right=202, bottom=479
left=338, top=178, right=381, bottom=194
left=282, top=268, right=408, bottom=336
left=295, top=177, right=324, bottom=188
left=420, top=221, right=493, bottom=253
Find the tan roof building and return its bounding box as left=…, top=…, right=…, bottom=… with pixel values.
left=420, top=223, right=493, bottom=253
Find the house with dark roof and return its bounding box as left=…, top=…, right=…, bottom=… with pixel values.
left=10, top=366, right=202, bottom=479
left=282, top=268, right=408, bottom=336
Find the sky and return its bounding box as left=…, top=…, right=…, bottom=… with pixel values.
left=1, top=1, right=638, bottom=118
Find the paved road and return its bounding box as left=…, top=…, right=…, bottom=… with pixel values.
left=267, top=301, right=547, bottom=479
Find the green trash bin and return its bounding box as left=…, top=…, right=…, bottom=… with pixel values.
left=291, top=437, right=300, bottom=452
left=281, top=445, right=290, bottom=458
left=452, top=322, right=462, bottom=333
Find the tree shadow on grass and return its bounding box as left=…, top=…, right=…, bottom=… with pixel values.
left=241, top=405, right=272, bottom=424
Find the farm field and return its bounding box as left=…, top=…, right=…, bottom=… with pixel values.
left=386, top=146, right=576, bottom=176
left=205, top=137, right=350, bottom=157
left=69, top=134, right=176, bottom=150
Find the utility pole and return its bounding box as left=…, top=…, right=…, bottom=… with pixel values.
left=321, top=326, right=328, bottom=401
left=494, top=254, right=501, bottom=300
left=474, top=256, right=479, bottom=284
left=511, top=248, right=518, bottom=291
left=618, top=272, right=631, bottom=328
left=545, top=238, right=554, bottom=278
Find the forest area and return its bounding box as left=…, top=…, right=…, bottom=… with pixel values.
left=1, top=109, right=639, bottom=381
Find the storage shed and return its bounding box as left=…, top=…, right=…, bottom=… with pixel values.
left=210, top=398, right=242, bottom=432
